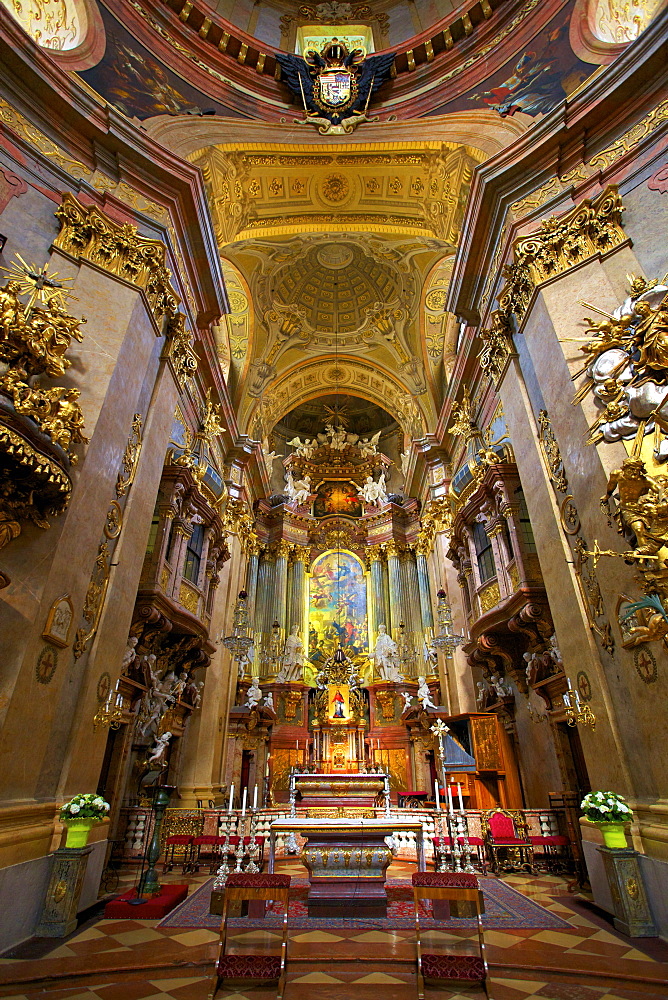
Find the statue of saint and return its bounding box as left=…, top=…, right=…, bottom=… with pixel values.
left=277, top=625, right=305, bottom=682
left=373, top=624, right=402, bottom=681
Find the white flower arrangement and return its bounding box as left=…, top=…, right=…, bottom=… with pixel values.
left=60, top=792, right=110, bottom=823
left=581, top=790, right=632, bottom=824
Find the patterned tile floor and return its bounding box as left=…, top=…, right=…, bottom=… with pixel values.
left=0, top=860, right=667, bottom=1000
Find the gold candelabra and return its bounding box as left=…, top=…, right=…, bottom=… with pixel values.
left=563, top=678, right=596, bottom=730
left=93, top=682, right=124, bottom=731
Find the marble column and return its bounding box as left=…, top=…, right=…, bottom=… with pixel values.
left=385, top=542, right=403, bottom=632
left=255, top=551, right=275, bottom=634
left=416, top=550, right=434, bottom=631
left=273, top=541, right=291, bottom=629
left=401, top=550, right=422, bottom=635
left=368, top=546, right=387, bottom=631
left=244, top=542, right=261, bottom=625
left=287, top=550, right=308, bottom=635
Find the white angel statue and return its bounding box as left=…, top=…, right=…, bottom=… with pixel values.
left=358, top=430, right=381, bottom=457
left=417, top=675, right=438, bottom=710
left=358, top=473, right=388, bottom=507
left=148, top=731, right=172, bottom=766
left=287, top=473, right=311, bottom=506
left=246, top=677, right=262, bottom=709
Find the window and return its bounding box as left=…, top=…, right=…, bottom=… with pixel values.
left=502, top=519, right=514, bottom=560
left=145, top=515, right=160, bottom=557
left=184, top=523, right=205, bottom=585
left=515, top=488, right=537, bottom=554
left=472, top=521, right=495, bottom=583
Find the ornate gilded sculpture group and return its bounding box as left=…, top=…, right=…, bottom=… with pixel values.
left=571, top=273, right=668, bottom=647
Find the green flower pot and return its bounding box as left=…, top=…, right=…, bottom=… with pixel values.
left=64, top=817, right=98, bottom=848
left=596, top=821, right=627, bottom=849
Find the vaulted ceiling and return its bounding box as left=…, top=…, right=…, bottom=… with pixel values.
left=187, top=138, right=485, bottom=444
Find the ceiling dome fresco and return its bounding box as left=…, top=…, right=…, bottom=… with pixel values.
left=272, top=240, right=402, bottom=333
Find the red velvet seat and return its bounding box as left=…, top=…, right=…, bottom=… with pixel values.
left=163, top=835, right=195, bottom=874
left=482, top=809, right=534, bottom=874
left=193, top=835, right=222, bottom=874
left=412, top=871, right=488, bottom=1000
left=530, top=834, right=570, bottom=873
left=209, top=873, right=291, bottom=1000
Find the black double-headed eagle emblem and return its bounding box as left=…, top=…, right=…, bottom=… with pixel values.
left=277, top=39, right=395, bottom=134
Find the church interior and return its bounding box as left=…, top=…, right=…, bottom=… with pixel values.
left=1, top=0, right=668, bottom=997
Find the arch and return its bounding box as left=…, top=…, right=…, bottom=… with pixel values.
left=570, top=0, right=667, bottom=64
left=218, top=256, right=255, bottom=403
left=242, top=354, right=431, bottom=443
left=0, top=0, right=106, bottom=70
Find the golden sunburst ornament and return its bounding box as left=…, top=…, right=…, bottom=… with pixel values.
left=323, top=400, right=350, bottom=427
left=1, top=253, right=76, bottom=315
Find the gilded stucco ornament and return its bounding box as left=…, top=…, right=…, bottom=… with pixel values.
left=499, top=187, right=627, bottom=323
left=0, top=259, right=89, bottom=583
left=571, top=274, right=668, bottom=647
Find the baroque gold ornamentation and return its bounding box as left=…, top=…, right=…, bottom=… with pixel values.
left=479, top=580, right=501, bottom=614
left=115, top=414, right=143, bottom=497
left=179, top=580, right=201, bottom=616
left=165, top=313, right=198, bottom=388
left=570, top=274, right=668, bottom=644
left=376, top=690, right=396, bottom=722
left=537, top=409, right=614, bottom=654
left=478, top=309, right=517, bottom=389
left=498, top=187, right=626, bottom=323
left=73, top=542, right=111, bottom=659
left=54, top=193, right=180, bottom=328
left=538, top=410, right=569, bottom=492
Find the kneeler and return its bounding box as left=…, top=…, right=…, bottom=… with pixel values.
left=209, top=872, right=291, bottom=1000
left=412, top=871, right=488, bottom=1000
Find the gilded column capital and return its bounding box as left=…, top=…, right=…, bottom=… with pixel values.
left=291, top=546, right=311, bottom=565
left=366, top=544, right=385, bottom=563
left=384, top=539, right=403, bottom=559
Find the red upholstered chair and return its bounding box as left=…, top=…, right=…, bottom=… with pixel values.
left=209, top=872, right=291, bottom=1000
left=529, top=833, right=570, bottom=872
left=412, top=871, right=488, bottom=1000
left=163, top=835, right=195, bottom=873
left=192, top=835, right=221, bottom=874
left=481, top=809, right=534, bottom=874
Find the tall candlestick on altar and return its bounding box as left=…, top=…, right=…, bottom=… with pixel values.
left=434, top=778, right=441, bottom=810
left=253, top=784, right=258, bottom=810
left=447, top=783, right=454, bottom=815
left=228, top=783, right=234, bottom=813
left=457, top=782, right=464, bottom=813
left=241, top=786, right=247, bottom=816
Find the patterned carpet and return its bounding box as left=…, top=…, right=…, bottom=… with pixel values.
left=159, top=876, right=573, bottom=930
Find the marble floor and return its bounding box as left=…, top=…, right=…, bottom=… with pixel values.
left=0, top=860, right=667, bottom=1000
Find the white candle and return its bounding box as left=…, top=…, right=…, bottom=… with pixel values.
left=447, top=784, right=454, bottom=814
left=228, top=783, right=234, bottom=813
left=253, top=784, right=258, bottom=810
left=434, top=778, right=441, bottom=810
left=241, top=786, right=247, bottom=816
left=567, top=677, right=573, bottom=691
left=457, top=782, right=464, bottom=813
left=296, top=740, right=299, bottom=751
